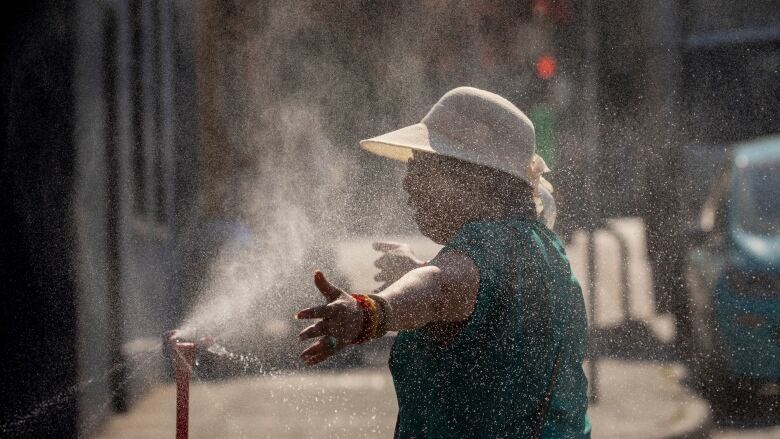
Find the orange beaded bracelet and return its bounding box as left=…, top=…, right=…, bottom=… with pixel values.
left=351, top=294, right=382, bottom=344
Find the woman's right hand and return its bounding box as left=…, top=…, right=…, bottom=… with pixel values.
left=296, top=271, right=364, bottom=365
left=372, top=241, right=426, bottom=291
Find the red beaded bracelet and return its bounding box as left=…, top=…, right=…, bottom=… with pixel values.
left=351, top=294, right=379, bottom=344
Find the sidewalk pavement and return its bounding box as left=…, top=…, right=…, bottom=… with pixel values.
left=92, top=359, right=710, bottom=439
left=586, top=360, right=709, bottom=439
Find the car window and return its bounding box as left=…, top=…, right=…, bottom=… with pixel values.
left=732, top=158, right=780, bottom=236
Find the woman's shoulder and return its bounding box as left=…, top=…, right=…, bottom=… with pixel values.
left=444, top=217, right=547, bottom=262
left=454, top=217, right=545, bottom=241
left=447, top=219, right=508, bottom=249
left=457, top=218, right=570, bottom=263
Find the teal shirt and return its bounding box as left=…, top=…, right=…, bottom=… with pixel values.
left=389, top=218, right=591, bottom=438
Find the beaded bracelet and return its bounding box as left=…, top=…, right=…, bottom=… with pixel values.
left=351, top=293, right=394, bottom=343
left=350, top=294, right=377, bottom=344
left=364, top=296, right=380, bottom=341
left=367, top=294, right=392, bottom=337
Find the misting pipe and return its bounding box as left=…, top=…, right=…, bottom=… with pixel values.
left=174, top=341, right=196, bottom=439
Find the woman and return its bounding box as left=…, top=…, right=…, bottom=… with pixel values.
left=296, top=87, right=590, bottom=438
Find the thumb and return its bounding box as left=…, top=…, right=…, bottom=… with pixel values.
left=314, top=270, right=343, bottom=302
left=373, top=241, right=400, bottom=252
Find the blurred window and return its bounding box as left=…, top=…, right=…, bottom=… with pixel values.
left=151, top=0, right=166, bottom=224
left=128, top=0, right=172, bottom=230
left=103, top=10, right=120, bottom=243
left=733, top=159, right=780, bottom=236
left=683, top=43, right=780, bottom=144
left=130, top=0, right=145, bottom=217
left=688, top=0, right=780, bottom=35
left=102, top=7, right=128, bottom=408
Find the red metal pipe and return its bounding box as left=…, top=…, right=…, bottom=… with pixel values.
left=174, top=342, right=196, bottom=439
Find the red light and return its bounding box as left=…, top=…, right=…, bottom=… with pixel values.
left=533, top=0, right=550, bottom=16
left=536, top=55, right=556, bottom=80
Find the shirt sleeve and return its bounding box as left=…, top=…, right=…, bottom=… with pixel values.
left=440, top=220, right=520, bottom=350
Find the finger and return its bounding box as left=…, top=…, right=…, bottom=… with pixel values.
left=374, top=271, right=395, bottom=282
left=303, top=350, right=340, bottom=366
left=298, top=320, right=330, bottom=341
left=301, top=337, right=345, bottom=365
left=303, top=355, right=326, bottom=366
left=372, top=241, right=401, bottom=252
left=314, top=270, right=343, bottom=302
left=295, top=304, right=331, bottom=320
left=300, top=339, right=328, bottom=358
left=375, top=270, right=408, bottom=282
left=302, top=350, right=331, bottom=366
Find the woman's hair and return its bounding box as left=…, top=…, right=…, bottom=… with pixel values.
left=439, top=155, right=537, bottom=220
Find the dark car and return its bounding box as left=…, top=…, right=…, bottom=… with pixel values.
left=683, top=136, right=780, bottom=410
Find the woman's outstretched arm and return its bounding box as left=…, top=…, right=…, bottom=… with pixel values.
left=296, top=250, right=479, bottom=365
left=379, top=249, right=479, bottom=331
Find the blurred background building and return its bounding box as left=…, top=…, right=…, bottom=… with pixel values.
left=1, top=1, right=197, bottom=436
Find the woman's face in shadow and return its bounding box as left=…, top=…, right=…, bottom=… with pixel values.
left=403, top=152, right=473, bottom=244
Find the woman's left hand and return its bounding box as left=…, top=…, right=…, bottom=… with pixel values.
left=372, top=241, right=426, bottom=292
left=296, top=271, right=363, bottom=365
